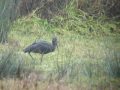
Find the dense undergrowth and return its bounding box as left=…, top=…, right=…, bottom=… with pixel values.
left=0, top=0, right=120, bottom=90
left=0, top=12, right=119, bottom=89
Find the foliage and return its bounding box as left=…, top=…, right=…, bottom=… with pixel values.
left=50, top=1, right=119, bottom=36
left=49, top=49, right=120, bottom=86
left=75, top=0, right=120, bottom=19
left=0, top=49, right=24, bottom=78
left=0, top=0, right=18, bottom=43
left=16, top=0, right=120, bottom=20
left=0, top=0, right=17, bottom=43
left=0, top=0, right=9, bottom=43
left=1, top=12, right=119, bottom=89
left=104, top=50, right=120, bottom=78
left=0, top=0, right=120, bottom=89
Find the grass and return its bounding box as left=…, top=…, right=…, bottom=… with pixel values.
left=0, top=10, right=120, bottom=90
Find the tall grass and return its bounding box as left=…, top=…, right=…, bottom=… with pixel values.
left=0, top=0, right=17, bottom=43
left=75, top=0, right=120, bottom=19
left=104, top=50, right=120, bottom=78
left=50, top=0, right=117, bottom=36
left=47, top=47, right=120, bottom=89
left=0, top=1, right=119, bottom=88
left=0, top=49, right=24, bottom=78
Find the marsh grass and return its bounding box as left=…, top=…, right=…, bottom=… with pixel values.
left=0, top=9, right=119, bottom=90
left=0, top=49, right=24, bottom=78
left=0, top=0, right=17, bottom=43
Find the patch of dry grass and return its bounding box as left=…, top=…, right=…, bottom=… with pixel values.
left=0, top=77, right=119, bottom=90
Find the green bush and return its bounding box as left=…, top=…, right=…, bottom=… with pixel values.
left=50, top=3, right=114, bottom=35
left=104, top=50, right=120, bottom=78
left=75, top=0, right=120, bottom=19
left=0, top=50, right=24, bottom=78
left=0, top=0, right=17, bottom=43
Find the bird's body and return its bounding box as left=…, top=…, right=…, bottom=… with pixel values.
left=24, top=41, right=55, bottom=54
left=23, top=37, right=57, bottom=63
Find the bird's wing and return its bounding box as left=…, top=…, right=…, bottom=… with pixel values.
left=24, top=41, right=53, bottom=54
left=39, top=42, right=52, bottom=49
left=35, top=42, right=53, bottom=53
left=31, top=39, right=46, bottom=45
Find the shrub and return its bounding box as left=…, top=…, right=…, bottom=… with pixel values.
left=76, top=0, right=120, bottom=19
left=104, top=50, right=120, bottom=78
left=0, top=49, right=24, bottom=78
left=0, top=0, right=17, bottom=43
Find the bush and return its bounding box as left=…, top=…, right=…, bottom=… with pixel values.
left=0, top=0, right=17, bottom=43
left=104, top=50, right=120, bottom=78
left=76, top=0, right=120, bottom=19
left=0, top=50, right=24, bottom=78
left=50, top=3, right=114, bottom=35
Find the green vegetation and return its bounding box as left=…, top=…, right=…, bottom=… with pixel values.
left=0, top=0, right=120, bottom=90
left=0, top=0, right=17, bottom=43
left=0, top=49, right=24, bottom=78
left=0, top=0, right=10, bottom=43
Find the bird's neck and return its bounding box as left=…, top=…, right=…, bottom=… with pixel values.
left=52, top=44, right=57, bottom=51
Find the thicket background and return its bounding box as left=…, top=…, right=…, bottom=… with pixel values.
left=0, top=0, right=120, bottom=90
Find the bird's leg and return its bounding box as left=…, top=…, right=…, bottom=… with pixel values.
left=29, top=53, right=35, bottom=60
left=28, top=53, right=36, bottom=65
left=40, top=54, right=43, bottom=64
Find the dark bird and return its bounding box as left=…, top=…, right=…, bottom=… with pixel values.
left=23, top=37, right=58, bottom=63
